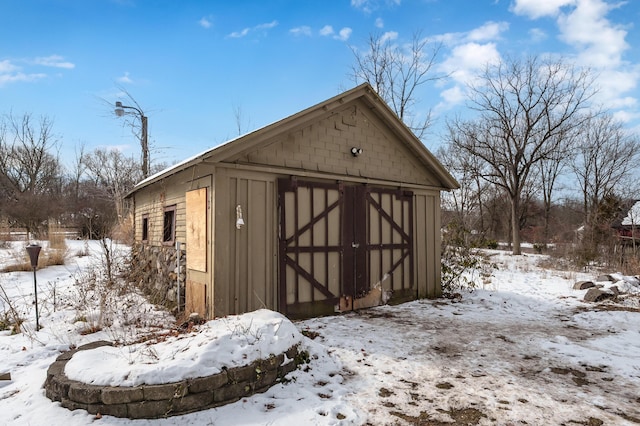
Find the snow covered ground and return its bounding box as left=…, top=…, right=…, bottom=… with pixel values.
left=1, top=240, right=639, bottom=425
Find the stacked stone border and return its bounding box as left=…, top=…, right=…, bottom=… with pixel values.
left=44, top=341, right=306, bottom=419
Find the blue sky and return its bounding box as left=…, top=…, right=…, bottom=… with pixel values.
left=1, top=0, right=639, bottom=169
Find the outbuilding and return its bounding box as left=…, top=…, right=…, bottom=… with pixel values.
left=126, top=83, right=459, bottom=319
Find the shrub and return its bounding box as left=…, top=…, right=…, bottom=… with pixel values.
left=485, top=239, right=498, bottom=250
left=441, top=222, right=496, bottom=297
left=533, top=243, right=546, bottom=254
left=0, top=281, right=24, bottom=334
left=45, top=248, right=67, bottom=266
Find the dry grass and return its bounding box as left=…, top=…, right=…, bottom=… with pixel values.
left=45, top=248, right=67, bottom=266
left=0, top=224, right=27, bottom=247
left=48, top=221, right=67, bottom=251
left=112, top=215, right=134, bottom=245
left=0, top=245, right=67, bottom=272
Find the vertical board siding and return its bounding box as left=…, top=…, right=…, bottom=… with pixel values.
left=413, top=190, right=441, bottom=298
left=216, top=168, right=277, bottom=317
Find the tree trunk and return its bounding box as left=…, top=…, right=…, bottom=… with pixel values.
left=511, top=196, right=522, bottom=255
left=543, top=201, right=551, bottom=245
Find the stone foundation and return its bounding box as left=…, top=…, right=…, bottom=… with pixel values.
left=129, top=243, right=186, bottom=311
left=44, top=341, right=306, bottom=419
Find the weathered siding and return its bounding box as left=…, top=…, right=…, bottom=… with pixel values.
left=132, top=168, right=215, bottom=316
left=414, top=189, right=442, bottom=298
left=213, top=167, right=278, bottom=317
left=133, top=175, right=187, bottom=244
left=241, top=100, right=440, bottom=187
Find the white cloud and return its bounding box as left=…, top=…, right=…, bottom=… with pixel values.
left=34, top=55, right=75, bottom=69
left=440, top=42, right=501, bottom=85
left=117, top=72, right=133, bottom=84
left=318, top=25, right=352, bottom=41
left=228, top=27, right=250, bottom=38
left=557, top=0, right=627, bottom=67
left=351, top=0, right=401, bottom=14
left=256, top=20, right=278, bottom=30
left=439, top=85, right=466, bottom=106
left=432, top=21, right=508, bottom=111
left=319, top=25, right=334, bottom=36
left=467, top=21, right=509, bottom=42
left=351, top=0, right=374, bottom=13
left=435, top=42, right=502, bottom=111
left=613, top=109, right=640, bottom=124
left=228, top=21, right=278, bottom=38
left=434, top=20, right=509, bottom=46
left=528, top=27, right=547, bottom=42
left=199, top=17, right=212, bottom=29
left=592, top=67, right=640, bottom=107
left=515, top=0, right=639, bottom=122
left=0, top=59, right=18, bottom=73
left=290, top=26, right=312, bottom=37
left=510, top=0, right=576, bottom=18
left=380, top=31, right=398, bottom=43
left=0, top=57, right=73, bottom=87
left=335, top=27, right=353, bottom=41
left=0, top=71, right=46, bottom=87
left=375, top=17, right=384, bottom=28
left=507, top=0, right=640, bottom=135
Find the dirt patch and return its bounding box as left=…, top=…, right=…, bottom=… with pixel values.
left=566, top=417, right=604, bottom=426
left=379, top=387, right=394, bottom=397
left=619, top=412, right=640, bottom=423
left=301, top=283, right=640, bottom=425
left=389, top=407, right=486, bottom=426
left=592, top=304, right=640, bottom=313
left=550, top=367, right=586, bottom=377
left=435, top=382, right=454, bottom=390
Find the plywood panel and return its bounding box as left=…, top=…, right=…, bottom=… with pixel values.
left=186, top=188, right=207, bottom=272
left=185, top=279, right=206, bottom=316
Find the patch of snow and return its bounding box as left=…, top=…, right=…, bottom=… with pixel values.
left=0, top=243, right=639, bottom=425
left=65, top=310, right=305, bottom=386
left=621, top=201, right=640, bottom=226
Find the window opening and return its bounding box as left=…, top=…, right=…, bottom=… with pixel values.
left=163, top=206, right=176, bottom=243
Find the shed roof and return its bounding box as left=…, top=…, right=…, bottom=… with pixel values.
left=127, top=83, right=459, bottom=196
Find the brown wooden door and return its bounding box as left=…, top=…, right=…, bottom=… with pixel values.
left=278, top=178, right=414, bottom=318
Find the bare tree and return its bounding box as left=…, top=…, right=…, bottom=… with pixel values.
left=0, top=119, right=11, bottom=207
left=571, top=112, right=640, bottom=255
left=83, top=148, right=142, bottom=220
left=447, top=56, right=594, bottom=254
left=0, top=113, right=63, bottom=237
left=232, top=103, right=252, bottom=136
left=438, top=142, right=491, bottom=246
left=69, top=142, right=87, bottom=202
left=349, top=31, right=444, bottom=140
left=536, top=127, right=576, bottom=245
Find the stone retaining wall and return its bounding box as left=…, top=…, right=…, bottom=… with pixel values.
left=129, top=243, right=186, bottom=312
left=44, top=341, right=305, bottom=419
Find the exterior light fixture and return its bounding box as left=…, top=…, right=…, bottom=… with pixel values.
left=351, top=147, right=363, bottom=157
left=114, top=101, right=125, bottom=117
left=236, top=205, right=245, bottom=229
left=26, top=244, right=42, bottom=330
left=114, top=100, right=149, bottom=178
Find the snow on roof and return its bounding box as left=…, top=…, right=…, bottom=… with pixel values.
left=621, top=200, right=640, bottom=226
